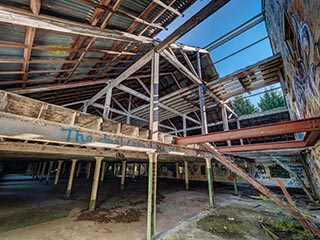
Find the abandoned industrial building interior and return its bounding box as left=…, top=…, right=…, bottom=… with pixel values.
left=0, top=0, right=320, bottom=239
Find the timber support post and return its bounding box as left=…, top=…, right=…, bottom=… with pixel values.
left=86, top=162, right=92, bottom=179
left=40, top=162, right=47, bottom=182
left=36, top=162, right=42, bottom=179
left=232, top=172, right=238, bottom=196
left=54, top=160, right=63, bottom=187
left=120, top=160, right=127, bottom=190
left=46, top=161, right=54, bottom=184
left=184, top=161, right=189, bottom=190
left=76, top=161, right=81, bottom=178
left=205, top=158, right=214, bottom=208
left=66, top=159, right=77, bottom=197
left=147, top=152, right=158, bottom=240
left=175, top=163, right=180, bottom=179
left=100, top=161, right=106, bottom=182
left=89, top=156, right=103, bottom=211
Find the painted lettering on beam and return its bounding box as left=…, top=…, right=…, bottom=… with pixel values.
left=60, top=128, right=182, bottom=153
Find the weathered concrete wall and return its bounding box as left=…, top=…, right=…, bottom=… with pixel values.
left=265, top=0, right=320, bottom=197
left=265, top=0, right=320, bottom=119
left=157, top=161, right=308, bottom=188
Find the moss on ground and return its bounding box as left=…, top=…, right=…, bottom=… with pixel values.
left=197, top=213, right=260, bottom=239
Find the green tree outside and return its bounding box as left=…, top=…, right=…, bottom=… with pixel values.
left=257, top=89, right=286, bottom=111
left=232, top=95, right=258, bottom=116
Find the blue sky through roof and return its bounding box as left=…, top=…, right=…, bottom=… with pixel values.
left=156, top=0, right=278, bottom=106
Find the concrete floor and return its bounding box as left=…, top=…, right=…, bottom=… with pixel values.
left=0, top=172, right=315, bottom=240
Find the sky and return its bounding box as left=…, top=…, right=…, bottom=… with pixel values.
left=156, top=0, right=277, bottom=105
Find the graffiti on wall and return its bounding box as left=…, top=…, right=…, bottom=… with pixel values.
left=283, top=0, right=320, bottom=118
left=254, top=163, right=269, bottom=179
left=269, top=164, right=290, bottom=178
left=290, top=14, right=320, bottom=117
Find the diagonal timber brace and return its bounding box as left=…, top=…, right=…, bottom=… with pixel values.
left=202, top=143, right=297, bottom=215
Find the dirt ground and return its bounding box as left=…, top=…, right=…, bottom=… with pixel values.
left=0, top=173, right=318, bottom=240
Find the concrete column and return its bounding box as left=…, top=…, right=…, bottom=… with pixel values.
left=184, top=161, right=189, bottom=190
left=232, top=172, right=239, bottom=196
left=86, top=162, right=92, bottom=179
left=54, top=160, right=63, bottom=187
left=175, top=163, right=180, bottom=179
left=76, top=161, right=82, bottom=177
left=120, top=160, right=127, bottom=190
left=205, top=158, right=214, bottom=208
left=40, top=162, right=47, bottom=182
left=89, top=157, right=103, bottom=211
left=100, top=162, right=106, bottom=182
left=46, top=161, right=54, bottom=184
left=147, top=152, right=158, bottom=240
left=66, top=159, right=77, bottom=197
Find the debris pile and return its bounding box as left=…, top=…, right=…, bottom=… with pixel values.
left=76, top=206, right=142, bottom=224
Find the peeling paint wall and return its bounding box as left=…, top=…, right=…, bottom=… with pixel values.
left=265, top=0, right=320, bottom=197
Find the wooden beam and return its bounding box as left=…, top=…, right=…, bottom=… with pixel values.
left=156, top=0, right=230, bottom=52
left=0, top=5, right=153, bottom=43
left=30, top=0, right=41, bottom=15
left=86, top=51, right=153, bottom=106
left=115, top=84, right=200, bottom=125
left=152, top=0, right=182, bottom=16
left=22, top=27, right=36, bottom=88
left=78, top=0, right=165, bottom=30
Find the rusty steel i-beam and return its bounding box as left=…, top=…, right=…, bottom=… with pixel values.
left=175, top=117, right=320, bottom=145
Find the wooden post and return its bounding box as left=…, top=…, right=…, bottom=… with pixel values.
left=89, top=157, right=103, bottom=211
left=232, top=172, right=238, bottom=196
left=149, top=50, right=159, bottom=141
left=132, top=163, right=136, bottom=179
left=221, top=104, right=231, bottom=146
left=100, top=161, right=106, bottom=182
left=120, top=160, right=127, bottom=190
left=236, top=119, right=244, bottom=145
left=26, top=163, right=31, bottom=175
left=46, top=161, right=54, bottom=184
left=113, top=163, right=117, bottom=176
left=103, top=87, right=113, bottom=118
left=36, top=162, right=42, bottom=179
left=86, top=162, right=92, bottom=179
left=62, top=161, right=67, bottom=176
left=147, top=152, right=158, bottom=240
left=205, top=158, right=214, bottom=208
left=184, top=161, right=189, bottom=190
left=182, top=114, right=187, bottom=137
left=39, top=162, right=47, bottom=182
left=32, top=162, right=37, bottom=178
left=54, top=160, right=63, bottom=187
left=76, top=161, right=81, bottom=177
left=66, top=159, right=77, bottom=197
left=175, top=163, right=180, bottom=179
